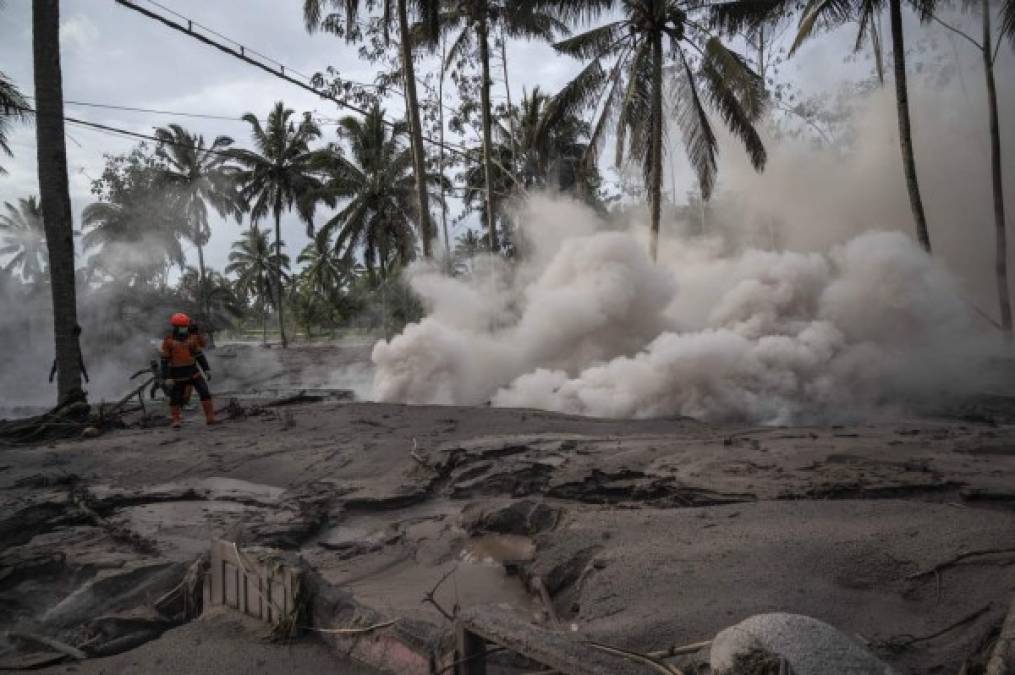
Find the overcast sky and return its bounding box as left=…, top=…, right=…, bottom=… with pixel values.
left=0, top=0, right=902, bottom=274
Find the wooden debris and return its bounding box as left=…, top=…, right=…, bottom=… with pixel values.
left=4, top=630, right=87, bottom=661
left=907, top=548, right=1015, bottom=580
left=987, top=596, right=1015, bottom=675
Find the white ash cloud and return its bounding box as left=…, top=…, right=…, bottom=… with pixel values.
left=371, top=195, right=1001, bottom=424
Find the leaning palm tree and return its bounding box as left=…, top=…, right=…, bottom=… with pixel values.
left=231, top=101, right=323, bottom=348
left=710, top=0, right=934, bottom=252
left=314, top=105, right=443, bottom=276
left=544, top=0, right=767, bottom=261
left=304, top=0, right=439, bottom=257
left=0, top=71, right=28, bottom=175
left=226, top=226, right=290, bottom=344
left=153, top=124, right=244, bottom=329
left=431, top=1, right=570, bottom=252
left=0, top=196, right=48, bottom=282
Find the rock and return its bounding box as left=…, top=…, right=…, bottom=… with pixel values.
left=80, top=427, right=101, bottom=439
left=710, top=613, right=898, bottom=675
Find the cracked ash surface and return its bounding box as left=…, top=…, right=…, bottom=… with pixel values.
left=2, top=385, right=1015, bottom=673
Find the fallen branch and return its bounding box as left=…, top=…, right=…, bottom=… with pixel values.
left=422, top=566, right=458, bottom=622
left=303, top=620, right=395, bottom=635
left=4, top=630, right=87, bottom=661
left=435, top=646, right=506, bottom=675
left=71, top=489, right=158, bottom=555
left=987, top=596, right=1015, bottom=675
left=410, top=438, right=434, bottom=471
left=873, top=604, right=992, bottom=652
left=647, top=640, right=712, bottom=659
left=522, top=640, right=710, bottom=675
left=586, top=641, right=685, bottom=674
left=907, top=548, right=1015, bottom=580
left=530, top=576, right=561, bottom=627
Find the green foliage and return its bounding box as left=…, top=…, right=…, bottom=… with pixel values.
left=176, top=266, right=245, bottom=334
left=0, top=196, right=47, bottom=283
left=544, top=0, right=768, bottom=201
left=83, top=143, right=189, bottom=287
left=226, top=227, right=290, bottom=311
left=312, top=104, right=442, bottom=273
left=153, top=124, right=244, bottom=249
left=231, top=101, right=324, bottom=235
left=0, top=70, right=27, bottom=175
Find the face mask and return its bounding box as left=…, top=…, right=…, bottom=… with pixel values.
left=173, top=327, right=188, bottom=340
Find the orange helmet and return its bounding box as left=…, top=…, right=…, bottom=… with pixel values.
left=170, top=312, right=191, bottom=327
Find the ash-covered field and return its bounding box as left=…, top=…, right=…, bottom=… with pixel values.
left=2, top=343, right=1015, bottom=673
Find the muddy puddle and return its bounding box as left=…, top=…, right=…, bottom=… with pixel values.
left=461, top=534, right=536, bottom=564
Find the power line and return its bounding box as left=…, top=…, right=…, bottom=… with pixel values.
left=113, top=0, right=476, bottom=162
left=19, top=105, right=240, bottom=158
left=18, top=106, right=506, bottom=199
left=24, top=95, right=343, bottom=126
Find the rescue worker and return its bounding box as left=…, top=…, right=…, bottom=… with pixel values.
left=160, top=313, right=216, bottom=428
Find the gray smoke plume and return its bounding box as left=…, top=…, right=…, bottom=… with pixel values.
left=371, top=67, right=1014, bottom=423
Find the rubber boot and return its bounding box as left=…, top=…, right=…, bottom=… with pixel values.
left=170, top=406, right=182, bottom=429
left=202, top=399, right=217, bottom=426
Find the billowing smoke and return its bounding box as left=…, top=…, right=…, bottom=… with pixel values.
left=371, top=64, right=1014, bottom=423
left=372, top=194, right=1000, bottom=423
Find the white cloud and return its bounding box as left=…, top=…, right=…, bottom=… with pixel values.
left=59, top=13, right=99, bottom=50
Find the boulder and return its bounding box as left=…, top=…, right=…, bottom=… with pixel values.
left=710, top=613, right=898, bottom=675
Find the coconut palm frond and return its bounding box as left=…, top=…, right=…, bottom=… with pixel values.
left=1001, top=0, right=1014, bottom=40
left=703, top=37, right=767, bottom=121
left=674, top=52, right=718, bottom=200
left=553, top=20, right=628, bottom=59
left=707, top=0, right=791, bottom=34
left=791, top=0, right=855, bottom=54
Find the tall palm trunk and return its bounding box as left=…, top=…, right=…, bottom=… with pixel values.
left=439, top=36, right=451, bottom=258
left=500, top=30, right=518, bottom=181
left=983, top=0, right=1011, bottom=333
left=274, top=209, right=287, bottom=348
left=477, top=11, right=499, bottom=252
left=648, top=31, right=664, bottom=263
left=872, top=9, right=885, bottom=86
left=397, top=0, right=433, bottom=258
left=889, top=0, right=931, bottom=252
left=33, top=0, right=84, bottom=407
left=195, top=238, right=215, bottom=347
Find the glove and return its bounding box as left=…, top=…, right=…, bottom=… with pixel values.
left=204, top=371, right=212, bottom=382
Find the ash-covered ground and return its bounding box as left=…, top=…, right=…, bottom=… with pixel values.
left=2, top=343, right=1015, bottom=674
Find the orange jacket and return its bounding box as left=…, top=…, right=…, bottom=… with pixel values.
left=160, top=333, right=208, bottom=378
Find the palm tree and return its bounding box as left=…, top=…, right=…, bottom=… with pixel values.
left=545, top=0, right=767, bottom=261
left=81, top=197, right=187, bottom=287
left=314, top=104, right=443, bottom=276
left=304, top=0, right=439, bottom=257
left=298, top=227, right=356, bottom=300
left=713, top=0, right=933, bottom=252
left=33, top=0, right=85, bottom=406
left=516, top=86, right=599, bottom=195
left=177, top=266, right=245, bottom=335
left=232, top=101, right=323, bottom=348
left=0, top=197, right=48, bottom=282
left=432, top=1, right=569, bottom=252
left=226, top=226, right=290, bottom=344
left=0, top=71, right=28, bottom=175
left=153, top=124, right=244, bottom=329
